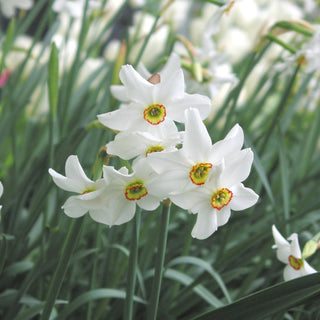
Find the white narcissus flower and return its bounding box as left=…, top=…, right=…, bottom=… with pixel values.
left=106, top=120, right=183, bottom=161
left=98, top=53, right=211, bottom=133
left=272, top=225, right=317, bottom=281
left=148, top=108, right=245, bottom=195
left=49, top=155, right=111, bottom=224
left=175, top=157, right=258, bottom=240
left=102, top=159, right=165, bottom=220
left=0, top=0, right=33, bottom=18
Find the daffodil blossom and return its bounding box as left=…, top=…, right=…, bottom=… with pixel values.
left=49, top=155, right=109, bottom=222
left=170, top=154, right=258, bottom=239
left=148, top=107, right=245, bottom=195
left=97, top=53, right=211, bottom=132
left=106, top=120, right=183, bottom=161
left=102, top=159, right=165, bottom=220
left=272, top=225, right=317, bottom=281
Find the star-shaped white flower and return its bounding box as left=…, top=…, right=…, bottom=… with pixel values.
left=148, top=107, right=245, bottom=195
left=97, top=53, right=211, bottom=133
left=49, top=155, right=109, bottom=222
left=173, top=156, right=258, bottom=239
left=272, top=225, right=317, bottom=281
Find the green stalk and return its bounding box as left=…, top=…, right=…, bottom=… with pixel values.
left=124, top=209, right=141, bottom=320
left=40, top=218, right=84, bottom=320
left=146, top=200, right=171, bottom=320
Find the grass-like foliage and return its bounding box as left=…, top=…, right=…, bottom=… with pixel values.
left=0, top=1, right=320, bottom=319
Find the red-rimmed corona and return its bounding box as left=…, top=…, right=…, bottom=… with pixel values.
left=125, top=180, right=148, bottom=201
left=143, top=104, right=166, bottom=125
left=189, top=163, right=212, bottom=185
left=211, top=188, right=233, bottom=210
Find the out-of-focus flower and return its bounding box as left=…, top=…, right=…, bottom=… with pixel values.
left=49, top=155, right=109, bottom=222
left=0, top=181, right=3, bottom=211
left=98, top=53, right=211, bottom=133
left=0, top=70, right=12, bottom=87
left=272, top=225, right=317, bottom=281
left=0, top=0, right=33, bottom=18
left=106, top=120, right=183, bottom=161
left=52, top=0, right=100, bottom=18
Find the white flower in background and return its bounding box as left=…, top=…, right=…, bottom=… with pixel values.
left=0, top=181, right=3, bottom=210
left=102, top=159, right=165, bottom=222
left=0, top=0, right=33, bottom=18
left=172, top=155, right=258, bottom=240
left=296, top=26, right=320, bottom=74
left=107, top=120, right=183, bottom=161
left=148, top=108, right=245, bottom=196
left=98, top=53, right=211, bottom=133
left=49, top=155, right=109, bottom=222
left=272, top=225, right=317, bottom=281
left=52, top=0, right=100, bottom=18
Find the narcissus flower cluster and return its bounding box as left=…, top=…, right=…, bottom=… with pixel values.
left=49, top=53, right=259, bottom=239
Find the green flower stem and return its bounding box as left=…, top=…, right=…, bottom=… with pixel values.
left=124, top=209, right=141, bottom=320
left=147, top=200, right=171, bottom=320
left=40, top=218, right=84, bottom=320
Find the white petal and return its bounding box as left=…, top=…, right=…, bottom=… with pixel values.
left=65, top=155, right=92, bottom=185
left=221, top=149, right=254, bottom=186
left=210, top=124, right=244, bottom=162
left=302, top=260, right=317, bottom=275
left=216, top=206, right=231, bottom=227
left=171, top=188, right=209, bottom=211
left=137, top=63, right=152, bottom=79
left=62, top=196, right=88, bottom=218
left=168, top=93, right=211, bottom=122
left=0, top=182, right=3, bottom=198
left=119, top=65, right=153, bottom=104
left=283, top=264, right=300, bottom=281
left=137, top=195, right=161, bottom=211
left=183, top=108, right=212, bottom=162
left=288, top=234, right=302, bottom=259
left=107, top=131, right=153, bottom=159
left=49, top=168, right=84, bottom=193
left=272, top=226, right=291, bottom=264
left=229, top=184, right=259, bottom=211
left=191, top=209, right=218, bottom=240
left=110, top=85, right=129, bottom=102
left=89, top=200, right=135, bottom=226
left=97, top=104, right=141, bottom=131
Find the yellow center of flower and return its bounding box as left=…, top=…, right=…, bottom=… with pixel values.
left=211, top=188, right=233, bottom=210
left=189, top=163, right=212, bottom=185
left=146, top=145, right=164, bottom=156
left=143, top=104, right=166, bottom=125
left=125, top=180, right=148, bottom=201
left=82, top=188, right=96, bottom=195
left=288, top=255, right=303, bottom=270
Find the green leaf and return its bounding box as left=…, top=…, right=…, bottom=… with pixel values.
left=48, top=42, right=59, bottom=118
left=56, top=289, right=146, bottom=320
left=192, top=273, right=320, bottom=320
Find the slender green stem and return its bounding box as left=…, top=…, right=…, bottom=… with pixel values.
left=147, top=200, right=171, bottom=320
left=124, top=209, right=141, bottom=320
left=40, top=218, right=84, bottom=320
